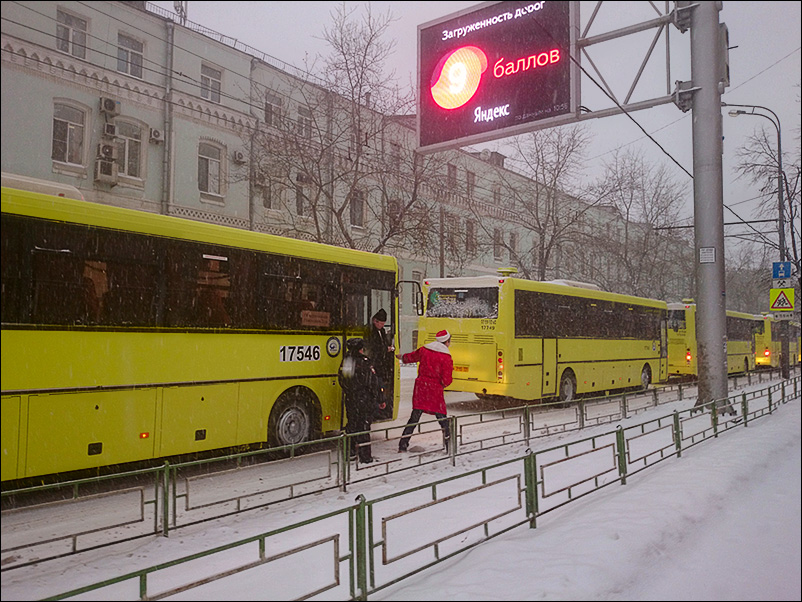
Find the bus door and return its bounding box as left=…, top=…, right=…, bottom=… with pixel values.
left=659, top=317, right=668, bottom=382
left=541, top=338, right=558, bottom=397
left=342, top=279, right=395, bottom=421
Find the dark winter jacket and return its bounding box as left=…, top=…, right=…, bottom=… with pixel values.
left=338, top=350, right=383, bottom=423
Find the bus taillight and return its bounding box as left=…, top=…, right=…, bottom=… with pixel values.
left=764, top=349, right=770, bottom=357
left=685, top=349, right=692, bottom=363
left=497, top=351, right=504, bottom=380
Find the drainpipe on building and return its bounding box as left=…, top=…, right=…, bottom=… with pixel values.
left=161, top=21, right=175, bottom=215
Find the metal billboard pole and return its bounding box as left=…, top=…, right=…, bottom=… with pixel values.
left=691, top=2, right=728, bottom=409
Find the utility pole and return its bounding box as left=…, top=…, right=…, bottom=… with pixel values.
left=691, top=2, right=729, bottom=410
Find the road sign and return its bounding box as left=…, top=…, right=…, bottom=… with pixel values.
left=769, top=288, right=795, bottom=311
left=772, top=261, right=791, bottom=279
left=772, top=312, right=793, bottom=321
left=773, top=278, right=791, bottom=289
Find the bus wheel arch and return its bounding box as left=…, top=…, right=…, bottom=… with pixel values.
left=268, top=386, right=321, bottom=448
left=559, top=369, right=577, bottom=403
left=640, top=364, right=652, bottom=390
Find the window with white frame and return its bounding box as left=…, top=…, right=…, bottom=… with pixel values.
left=56, top=10, right=87, bottom=59
left=295, top=173, right=311, bottom=216
left=114, top=121, right=142, bottom=178
left=198, top=142, right=222, bottom=195
left=51, top=103, right=85, bottom=165
left=466, top=219, right=477, bottom=253
left=265, top=92, right=282, bottom=128
left=349, top=190, right=365, bottom=227
left=298, top=106, right=312, bottom=139
left=493, top=228, right=503, bottom=261
left=201, top=64, right=222, bottom=103
left=447, top=163, right=457, bottom=188
left=117, top=33, right=143, bottom=78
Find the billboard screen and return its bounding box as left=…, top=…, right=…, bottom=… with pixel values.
left=417, top=1, right=577, bottom=153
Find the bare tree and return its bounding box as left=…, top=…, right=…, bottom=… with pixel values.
left=586, top=148, right=693, bottom=300
left=732, top=126, right=801, bottom=275
left=476, top=125, right=596, bottom=281
left=247, top=2, right=445, bottom=254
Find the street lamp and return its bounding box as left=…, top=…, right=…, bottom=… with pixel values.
left=722, top=103, right=785, bottom=261
left=723, top=102, right=790, bottom=379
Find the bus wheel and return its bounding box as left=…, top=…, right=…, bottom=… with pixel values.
left=559, top=370, right=577, bottom=403
left=268, top=387, right=317, bottom=448
left=640, top=364, right=652, bottom=390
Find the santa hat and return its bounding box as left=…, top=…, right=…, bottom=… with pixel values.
left=435, top=329, right=451, bottom=343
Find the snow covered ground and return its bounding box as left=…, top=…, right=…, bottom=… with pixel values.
left=1, top=369, right=799, bottom=601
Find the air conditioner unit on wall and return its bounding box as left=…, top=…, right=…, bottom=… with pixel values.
left=149, top=128, right=163, bottom=143
left=94, top=158, right=118, bottom=185
left=232, top=150, right=246, bottom=164
left=97, top=143, right=118, bottom=161
left=103, top=123, right=117, bottom=138
left=100, top=97, right=121, bottom=117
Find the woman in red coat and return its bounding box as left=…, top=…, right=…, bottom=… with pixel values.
left=396, top=329, right=453, bottom=452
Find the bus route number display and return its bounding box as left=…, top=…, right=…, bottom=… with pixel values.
left=418, top=1, right=574, bottom=152
left=280, top=345, right=321, bottom=362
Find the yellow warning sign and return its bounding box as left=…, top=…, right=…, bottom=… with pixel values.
left=769, top=288, right=795, bottom=311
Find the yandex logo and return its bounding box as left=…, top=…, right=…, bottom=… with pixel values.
left=430, top=46, right=488, bottom=109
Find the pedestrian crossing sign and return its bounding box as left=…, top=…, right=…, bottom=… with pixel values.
left=769, top=288, right=795, bottom=311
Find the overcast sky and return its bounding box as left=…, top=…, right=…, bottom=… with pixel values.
left=150, top=1, right=801, bottom=226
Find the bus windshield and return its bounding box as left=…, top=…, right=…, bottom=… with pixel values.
left=426, top=287, right=498, bottom=319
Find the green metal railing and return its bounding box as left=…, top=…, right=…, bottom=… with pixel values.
left=30, top=374, right=799, bottom=600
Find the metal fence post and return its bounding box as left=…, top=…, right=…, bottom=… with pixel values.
left=673, top=411, right=682, bottom=458
left=162, top=461, right=170, bottom=537
left=768, top=388, right=773, bottom=414
left=621, top=394, right=628, bottom=420
left=742, top=392, right=748, bottom=427
left=354, top=494, right=368, bottom=601
left=523, top=405, right=531, bottom=447
left=524, top=450, right=538, bottom=528
left=340, top=432, right=349, bottom=492
left=615, top=426, right=627, bottom=486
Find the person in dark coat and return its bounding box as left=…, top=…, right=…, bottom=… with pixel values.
left=338, top=338, right=385, bottom=463
left=395, top=329, right=454, bottom=452
left=364, top=308, right=395, bottom=405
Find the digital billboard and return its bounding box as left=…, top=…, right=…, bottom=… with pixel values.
left=417, top=1, right=578, bottom=153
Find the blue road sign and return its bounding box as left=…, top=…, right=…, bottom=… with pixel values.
left=772, top=261, right=791, bottom=279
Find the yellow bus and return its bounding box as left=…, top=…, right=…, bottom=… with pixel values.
left=753, top=313, right=777, bottom=369
left=416, top=274, right=668, bottom=403
left=1, top=174, right=406, bottom=482
left=667, top=301, right=757, bottom=377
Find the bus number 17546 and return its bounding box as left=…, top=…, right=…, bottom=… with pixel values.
left=279, top=345, right=321, bottom=362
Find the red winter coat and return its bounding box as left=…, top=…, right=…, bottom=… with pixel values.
left=401, top=342, right=453, bottom=415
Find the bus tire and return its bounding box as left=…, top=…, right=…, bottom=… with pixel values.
left=559, top=370, right=577, bottom=403
left=268, top=387, right=319, bottom=448
left=640, top=364, right=652, bottom=390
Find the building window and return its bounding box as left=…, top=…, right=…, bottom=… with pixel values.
left=56, top=10, right=87, bottom=59
left=349, top=190, right=365, bottom=228
left=446, top=214, right=458, bottom=249
left=265, top=92, right=282, bottom=128
left=447, top=163, right=457, bottom=188
left=510, top=231, right=518, bottom=261
left=201, top=64, right=222, bottom=103
left=295, top=173, right=310, bottom=216
left=52, top=103, right=85, bottom=165
left=493, top=228, right=503, bottom=261
left=198, top=142, right=222, bottom=195
left=466, top=219, right=476, bottom=253
left=493, top=184, right=501, bottom=205
left=115, top=121, right=142, bottom=178
left=117, top=33, right=143, bottom=79
left=467, top=170, right=475, bottom=197
left=298, top=106, right=313, bottom=139
left=390, top=142, right=401, bottom=171
left=388, top=198, right=402, bottom=230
